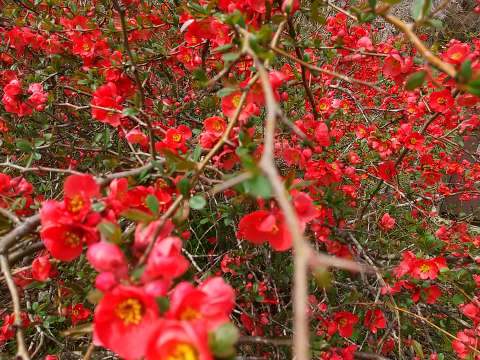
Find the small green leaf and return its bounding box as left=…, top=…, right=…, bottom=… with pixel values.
left=177, top=178, right=191, bottom=197
left=122, top=107, right=139, bottom=117
left=405, top=71, right=426, bottom=90
left=146, top=195, right=159, bottom=215
left=16, top=139, right=33, bottom=153
left=121, top=209, right=156, bottom=222
left=466, top=85, right=480, bottom=97
left=97, top=221, right=122, bottom=244
left=411, top=0, right=431, bottom=21
left=459, top=59, right=472, bottom=82
left=243, top=175, right=272, bottom=199
left=222, top=52, right=239, bottom=63
left=155, top=296, right=170, bottom=314
left=216, top=87, right=237, bottom=98
left=189, top=195, right=207, bottom=210
left=209, top=323, right=239, bottom=358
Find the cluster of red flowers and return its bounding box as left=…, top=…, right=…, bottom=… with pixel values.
left=36, top=174, right=236, bottom=359
left=0, top=173, right=34, bottom=216
left=2, top=79, right=48, bottom=117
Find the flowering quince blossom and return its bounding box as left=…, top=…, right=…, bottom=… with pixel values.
left=40, top=174, right=101, bottom=261
left=93, top=285, right=159, bottom=360
left=91, top=82, right=124, bottom=126
left=2, top=79, right=48, bottom=116
left=31, top=255, right=52, bottom=281
left=146, top=320, right=213, bottom=360
left=379, top=213, right=396, bottom=231
left=238, top=192, right=317, bottom=251
left=394, top=251, right=448, bottom=280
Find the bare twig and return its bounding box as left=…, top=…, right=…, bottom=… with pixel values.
left=0, top=254, right=30, bottom=360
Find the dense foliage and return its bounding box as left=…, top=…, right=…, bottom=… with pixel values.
left=0, top=0, right=480, bottom=359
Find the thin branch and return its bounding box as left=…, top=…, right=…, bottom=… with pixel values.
left=0, top=254, right=30, bottom=360
left=271, top=46, right=385, bottom=92
left=112, top=0, right=157, bottom=158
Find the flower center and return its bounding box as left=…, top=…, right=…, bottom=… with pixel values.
left=232, top=94, right=242, bottom=108
left=172, top=133, right=182, bottom=142
left=420, top=264, right=431, bottom=273
left=451, top=52, right=462, bottom=60
left=64, top=231, right=82, bottom=247
left=180, top=307, right=201, bottom=321
left=213, top=121, right=223, bottom=132
left=115, top=298, right=144, bottom=326
left=66, top=195, right=85, bottom=214
left=410, top=138, right=417, bottom=145
left=319, top=103, right=328, bottom=111
left=167, top=343, right=198, bottom=360
left=436, top=97, right=446, bottom=105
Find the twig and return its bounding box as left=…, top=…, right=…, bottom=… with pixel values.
left=0, top=254, right=30, bottom=360
left=112, top=0, right=157, bottom=158
left=271, top=46, right=385, bottom=92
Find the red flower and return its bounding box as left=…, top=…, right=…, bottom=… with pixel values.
left=238, top=210, right=298, bottom=251
left=379, top=213, right=395, bottom=231
left=143, top=236, right=190, bottom=282
left=404, top=132, right=425, bottom=151
left=65, top=303, right=91, bottom=325
left=200, top=116, right=226, bottom=149
left=314, top=122, right=331, bottom=147
left=425, top=285, right=442, bottom=304
left=428, top=89, right=454, bottom=113
left=94, top=285, right=159, bottom=360
left=32, top=255, right=52, bottom=282
left=394, top=251, right=448, bottom=280
left=40, top=199, right=99, bottom=261
left=166, top=277, right=234, bottom=330
left=159, top=125, right=192, bottom=153
left=378, top=160, right=398, bottom=181
left=332, top=311, right=358, bottom=338
left=146, top=320, right=213, bottom=360
left=443, top=43, right=470, bottom=64
left=221, top=91, right=259, bottom=122
left=86, top=242, right=128, bottom=278
left=452, top=329, right=478, bottom=359
left=63, top=174, right=100, bottom=220
left=126, top=128, right=149, bottom=149
left=364, top=309, right=386, bottom=334
left=91, top=82, right=124, bottom=127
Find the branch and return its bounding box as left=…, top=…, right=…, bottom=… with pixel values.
left=377, top=10, right=456, bottom=79
left=0, top=254, right=30, bottom=360
left=271, top=46, right=385, bottom=93
left=112, top=0, right=157, bottom=158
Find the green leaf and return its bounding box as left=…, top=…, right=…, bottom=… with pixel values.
left=189, top=195, right=207, bottom=210
left=466, top=85, right=480, bottom=97
left=459, top=59, right=472, bottom=82
left=411, top=0, right=431, bottom=21
left=382, top=0, right=402, bottom=4
left=243, top=175, right=272, bottom=199
left=177, top=178, right=191, bottom=197
left=97, top=221, right=122, bottom=244
left=146, top=195, right=159, bottom=215
left=216, top=87, right=237, bottom=98
left=16, top=139, right=33, bottom=153
left=122, top=107, right=139, bottom=117
left=412, top=340, right=424, bottom=359
left=405, top=71, right=426, bottom=90
left=121, top=209, right=156, bottom=222
left=310, top=0, right=327, bottom=24
left=209, top=323, right=239, bottom=358
left=158, top=148, right=197, bottom=171
left=222, top=52, right=239, bottom=63
left=155, top=296, right=170, bottom=314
